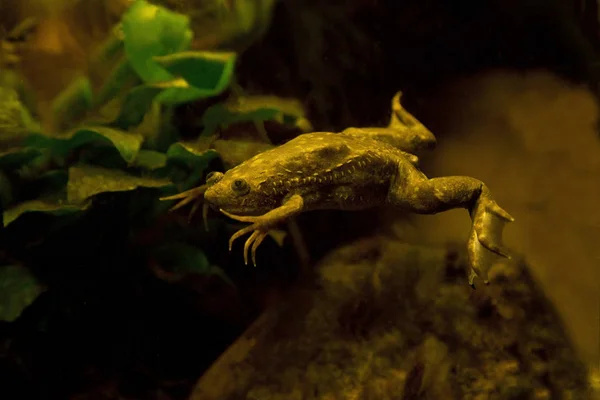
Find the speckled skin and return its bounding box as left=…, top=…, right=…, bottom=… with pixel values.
left=163, top=92, right=514, bottom=286
left=204, top=132, right=403, bottom=215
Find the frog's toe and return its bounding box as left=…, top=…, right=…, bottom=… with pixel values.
left=467, top=197, right=515, bottom=285
left=476, top=233, right=511, bottom=259
left=468, top=268, right=479, bottom=289
left=201, top=203, right=210, bottom=231
left=160, top=184, right=208, bottom=213
left=246, top=230, right=268, bottom=266
left=472, top=200, right=513, bottom=258
left=229, top=224, right=270, bottom=266
left=220, top=209, right=259, bottom=223
left=391, top=91, right=403, bottom=111
left=487, top=200, right=515, bottom=222
left=467, top=231, right=493, bottom=286
left=228, top=225, right=255, bottom=251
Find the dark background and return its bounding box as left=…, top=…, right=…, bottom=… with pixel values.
left=240, top=0, right=600, bottom=131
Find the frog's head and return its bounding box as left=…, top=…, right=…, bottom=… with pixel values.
left=204, top=169, right=282, bottom=215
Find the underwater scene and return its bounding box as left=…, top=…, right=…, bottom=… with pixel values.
left=0, top=0, right=599, bottom=399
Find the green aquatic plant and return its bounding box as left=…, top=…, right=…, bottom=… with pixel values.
left=0, top=0, right=308, bottom=322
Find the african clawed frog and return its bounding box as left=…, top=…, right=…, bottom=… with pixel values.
left=162, top=92, right=514, bottom=287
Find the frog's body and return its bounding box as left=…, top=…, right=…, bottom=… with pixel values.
left=204, top=132, right=405, bottom=215
left=162, top=92, right=514, bottom=287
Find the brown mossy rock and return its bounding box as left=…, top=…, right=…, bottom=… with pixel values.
left=190, top=237, right=593, bottom=400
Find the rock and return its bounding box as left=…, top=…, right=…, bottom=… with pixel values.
left=189, top=236, right=593, bottom=399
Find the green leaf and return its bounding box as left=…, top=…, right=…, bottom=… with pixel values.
left=32, top=170, right=69, bottom=193
left=164, top=142, right=219, bottom=189
left=155, top=85, right=211, bottom=105
left=200, top=95, right=312, bottom=136
left=13, top=170, right=69, bottom=202
left=89, top=25, right=125, bottom=65
left=67, top=164, right=171, bottom=204
left=200, top=103, right=276, bottom=136
left=151, top=242, right=234, bottom=284
left=166, top=142, right=218, bottom=170
left=24, top=126, right=144, bottom=164
left=152, top=242, right=210, bottom=274
left=133, top=150, right=168, bottom=170
left=0, top=87, right=40, bottom=139
left=0, top=147, right=42, bottom=168
left=0, top=170, right=12, bottom=209
left=153, top=51, right=236, bottom=96
left=51, top=76, right=93, bottom=131
left=206, top=265, right=236, bottom=287
left=121, top=0, right=193, bottom=83
left=229, top=95, right=309, bottom=121
left=0, top=265, right=46, bottom=322
left=110, top=79, right=198, bottom=129
left=212, top=139, right=273, bottom=169
left=112, top=84, right=165, bottom=129
left=166, top=141, right=208, bottom=161
left=3, top=199, right=89, bottom=227
left=93, top=58, right=140, bottom=108
left=109, top=51, right=237, bottom=129
left=108, top=79, right=182, bottom=129
left=16, top=151, right=54, bottom=179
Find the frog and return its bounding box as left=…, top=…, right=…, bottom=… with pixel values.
left=161, top=91, right=514, bottom=287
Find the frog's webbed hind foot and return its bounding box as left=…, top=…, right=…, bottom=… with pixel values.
left=387, top=91, right=437, bottom=152
left=389, top=173, right=514, bottom=287
left=468, top=195, right=514, bottom=286
left=471, top=196, right=514, bottom=256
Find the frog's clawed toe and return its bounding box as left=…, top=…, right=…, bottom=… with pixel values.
left=391, top=91, right=404, bottom=112
left=485, top=200, right=515, bottom=225
left=220, top=209, right=270, bottom=266
left=160, top=184, right=209, bottom=227
left=243, top=231, right=268, bottom=266
left=160, top=185, right=208, bottom=213
left=468, top=198, right=514, bottom=285
left=469, top=268, right=478, bottom=289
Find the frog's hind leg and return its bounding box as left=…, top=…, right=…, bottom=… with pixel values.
left=389, top=168, right=514, bottom=286
left=342, top=91, right=437, bottom=155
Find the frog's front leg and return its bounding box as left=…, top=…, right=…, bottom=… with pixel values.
left=219, top=194, right=304, bottom=266
left=160, top=172, right=225, bottom=229
left=389, top=165, right=514, bottom=287
left=342, top=91, right=437, bottom=155
left=160, top=184, right=210, bottom=227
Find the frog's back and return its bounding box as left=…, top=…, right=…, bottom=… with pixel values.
left=273, top=131, right=396, bottom=164
left=234, top=132, right=399, bottom=192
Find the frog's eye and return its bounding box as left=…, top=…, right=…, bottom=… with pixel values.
left=206, top=171, right=223, bottom=184
left=231, top=179, right=250, bottom=196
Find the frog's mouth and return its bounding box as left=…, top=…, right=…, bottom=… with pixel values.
left=204, top=196, right=262, bottom=216
left=204, top=185, right=273, bottom=216
left=200, top=202, right=257, bottom=231
left=216, top=205, right=264, bottom=217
